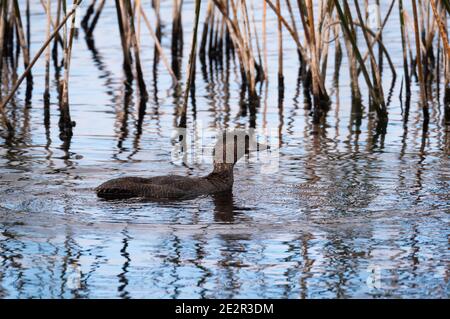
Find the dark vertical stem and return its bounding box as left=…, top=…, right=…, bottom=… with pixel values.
left=411, top=0, right=429, bottom=122
left=152, top=0, right=161, bottom=63
left=124, top=0, right=148, bottom=100
left=399, top=0, right=411, bottom=99
left=171, top=0, right=184, bottom=79
left=0, top=0, right=6, bottom=98
left=26, top=0, right=30, bottom=47
left=52, top=0, right=62, bottom=65
left=81, top=0, right=97, bottom=29
left=115, top=0, right=133, bottom=82
left=87, top=0, right=105, bottom=37
left=276, top=0, right=284, bottom=99
left=44, top=0, right=51, bottom=102
left=179, top=0, right=201, bottom=128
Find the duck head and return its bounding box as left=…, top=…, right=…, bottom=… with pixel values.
left=212, top=129, right=269, bottom=173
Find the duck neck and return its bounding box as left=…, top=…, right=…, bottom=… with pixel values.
left=206, top=162, right=234, bottom=189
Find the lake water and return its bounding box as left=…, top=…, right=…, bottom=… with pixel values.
left=0, top=1, right=448, bottom=298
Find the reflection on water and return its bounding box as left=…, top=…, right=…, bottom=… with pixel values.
left=0, top=2, right=449, bottom=298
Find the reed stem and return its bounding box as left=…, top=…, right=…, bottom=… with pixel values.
left=179, top=0, right=201, bottom=127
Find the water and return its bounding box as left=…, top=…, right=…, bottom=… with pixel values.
left=0, top=1, right=449, bottom=298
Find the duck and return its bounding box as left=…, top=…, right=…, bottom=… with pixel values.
left=95, top=130, right=268, bottom=200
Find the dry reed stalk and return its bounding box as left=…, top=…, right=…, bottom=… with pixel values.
left=210, top=0, right=241, bottom=60
left=264, top=0, right=307, bottom=60
left=342, top=20, right=361, bottom=102
left=263, top=0, right=268, bottom=81
left=199, top=0, right=213, bottom=61
left=212, top=0, right=258, bottom=96
left=334, top=0, right=386, bottom=123
left=179, top=0, right=201, bottom=127
left=296, top=0, right=330, bottom=120
left=0, top=0, right=6, bottom=97
left=430, top=0, right=450, bottom=58
left=0, top=1, right=82, bottom=131
left=39, top=0, right=64, bottom=49
left=124, top=0, right=148, bottom=100
left=315, top=1, right=332, bottom=85
left=0, top=1, right=10, bottom=130
left=217, top=9, right=227, bottom=61
left=216, top=8, right=227, bottom=61
left=399, top=0, right=411, bottom=98
left=356, top=0, right=396, bottom=78
left=170, top=0, right=183, bottom=78
left=285, top=0, right=299, bottom=52
left=211, top=4, right=221, bottom=46
left=224, top=0, right=234, bottom=57
left=276, top=0, right=284, bottom=95
left=354, top=0, right=385, bottom=107
left=139, top=4, right=178, bottom=86
left=12, top=0, right=33, bottom=85
left=401, top=10, right=416, bottom=77
left=411, top=0, right=427, bottom=102
left=52, top=0, right=62, bottom=64
left=240, top=0, right=257, bottom=97
left=136, top=0, right=142, bottom=49
left=44, top=0, right=51, bottom=101
left=207, top=6, right=216, bottom=58
left=26, top=0, right=30, bottom=50
left=152, top=0, right=161, bottom=62
left=115, top=0, right=133, bottom=80
left=250, top=0, right=263, bottom=81
left=374, top=0, right=382, bottom=70
left=171, top=0, right=183, bottom=57
left=444, top=2, right=450, bottom=91
left=439, top=0, right=450, bottom=123
left=60, top=0, right=81, bottom=138
left=422, top=1, right=438, bottom=87
left=228, top=0, right=251, bottom=79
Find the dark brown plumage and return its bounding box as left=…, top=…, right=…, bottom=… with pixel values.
left=96, top=130, right=267, bottom=200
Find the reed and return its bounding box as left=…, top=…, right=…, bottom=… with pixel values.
left=123, top=0, right=148, bottom=99
left=139, top=4, right=178, bottom=86
left=178, top=0, right=201, bottom=128
left=334, top=0, right=387, bottom=124
left=12, top=0, right=33, bottom=88
left=115, top=0, right=133, bottom=81
left=152, top=0, right=162, bottom=63
left=44, top=0, right=51, bottom=102
left=0, top=0, right=6, bottom=98
left=399, top=0, right=411, bottom=100
left=277, top=0, right=284, bottom=96
left=212, top=0, right=261, bottom=98
left=411, top=0, right=426, bottom=101
left=2, top=0, right=450, bottom=135
left=354, top=0, right=385, bottom=111
left=263, top=0, right=268, bottom=80
left=60, top=0, right=80, bottom=138
left=0, top=0, right=82, bottom=132
left=199, top=0, right=214, bottom=62
left=171, top=0, right=183, bottom=77
left=298, top=0, right=331, bottom=122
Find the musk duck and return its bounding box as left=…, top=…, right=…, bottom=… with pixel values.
left=96, top=130, right=268, bottom=200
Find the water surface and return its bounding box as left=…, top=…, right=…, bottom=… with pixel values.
left=0, top=1, right=449, bottom=298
